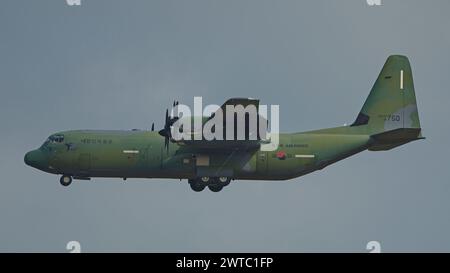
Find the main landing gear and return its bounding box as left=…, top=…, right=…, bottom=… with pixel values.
left=188, top=176, right=231, bottom=192
left=60, top=175, right=73, bottom=187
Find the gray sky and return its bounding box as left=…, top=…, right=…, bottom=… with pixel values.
left=0, top=0, right=449, bottom=252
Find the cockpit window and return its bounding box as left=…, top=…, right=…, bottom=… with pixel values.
left=50, top=135, right=64, bottom=143
left=48, top=134, right=64, bottom=143
left=40, top=134, right=65, bottom=151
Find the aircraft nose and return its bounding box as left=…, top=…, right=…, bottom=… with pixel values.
left=24, top=151, right=33, bottom=166
left=24, top=150, right=47, bottom=169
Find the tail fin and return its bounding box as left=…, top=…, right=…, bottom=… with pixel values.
left=351, top=55, right=424, bottom=150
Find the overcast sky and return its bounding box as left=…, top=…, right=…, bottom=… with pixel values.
left=1, top=0, right=449, bottom=252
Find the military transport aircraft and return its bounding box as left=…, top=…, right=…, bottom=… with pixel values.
left=25, top=55, right=424, bottom=192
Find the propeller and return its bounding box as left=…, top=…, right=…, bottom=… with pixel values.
left=158, top=109, right=171, bottom=153
left=158, top=100, right=181, bottom=153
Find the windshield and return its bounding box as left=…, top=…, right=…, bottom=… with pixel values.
left=40, top=134, right=64, bottom=150
left=48, top=134, right=64, bottom=143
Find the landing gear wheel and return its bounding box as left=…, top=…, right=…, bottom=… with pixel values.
left=60, top=175, right=72, bottom=187
left=208, top=183, right=224, bottom=192
left=218, top=176, right=231, bottom=186
left=200, top=176, right=210, bottom=183
left=189, top=181, right=206, bottom=192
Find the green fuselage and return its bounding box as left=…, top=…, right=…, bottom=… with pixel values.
left=23, top=55, right=424, bottom=191
left=24, top=128, right=371, bottom=181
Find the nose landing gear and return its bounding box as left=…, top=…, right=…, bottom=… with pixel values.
left=60, top=175, right=72, bottom=186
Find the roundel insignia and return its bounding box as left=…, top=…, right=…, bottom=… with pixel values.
left=276, top=151, right=286, bottom=160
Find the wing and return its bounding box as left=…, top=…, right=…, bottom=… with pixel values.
left=169, top=98, right=268, bottom=150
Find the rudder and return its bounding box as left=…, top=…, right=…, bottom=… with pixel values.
left=351, top=55, right=424, bottom=150
left=352, top=55, right=422, bottom=136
